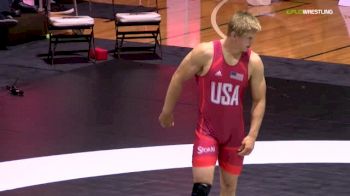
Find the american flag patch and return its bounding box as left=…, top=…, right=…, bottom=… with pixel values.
left=230, top=71, right=244, bottom=81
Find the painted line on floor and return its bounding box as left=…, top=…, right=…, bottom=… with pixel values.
left=0, top=140, right=350, bottom=191
left=211, top=0, right=228, bottom=38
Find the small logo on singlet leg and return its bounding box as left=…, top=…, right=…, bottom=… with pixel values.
left=197, top=146, right=216, bottom=154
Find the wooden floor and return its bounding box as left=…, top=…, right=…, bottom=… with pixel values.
left=89, top=0, right=350, bottom=65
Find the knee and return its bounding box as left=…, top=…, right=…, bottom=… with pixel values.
left=191, top=183, right=212, bottom=196
left=220, top=181, right=237, bottom=193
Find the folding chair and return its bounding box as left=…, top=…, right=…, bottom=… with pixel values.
left=46, top=0, right=95, bottom=65
left=113, top=0, right=162, bottom=58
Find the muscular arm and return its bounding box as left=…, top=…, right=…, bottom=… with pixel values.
left=159, top=43, right=212, bottom=127
left=248, top=53, right=266, bottom=139
left=238, top=52, right=266, bottom=156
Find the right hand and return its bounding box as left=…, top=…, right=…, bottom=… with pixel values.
left=158, top=112, right=175, bottom=128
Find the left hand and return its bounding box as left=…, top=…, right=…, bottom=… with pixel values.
left=237, top=135, right=256, bottom=156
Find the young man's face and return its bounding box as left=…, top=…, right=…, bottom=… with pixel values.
left=231, top=31, right=256, bottom=52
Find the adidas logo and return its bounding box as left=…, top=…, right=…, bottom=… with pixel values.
left=215, top=70, right=222, bottom=77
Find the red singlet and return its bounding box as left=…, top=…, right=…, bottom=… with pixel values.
left=192, top=40, right=251, bottom=175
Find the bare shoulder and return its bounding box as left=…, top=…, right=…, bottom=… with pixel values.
left=174, top=42, right=214, bottom=79
left=248, top=50, right=264, bottom=76
left=190, top=42, right=213, bottom=65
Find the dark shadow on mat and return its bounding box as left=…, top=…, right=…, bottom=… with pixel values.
left=36, top=50, right=90, bottom=58
left=43, top=56, right=91, bottom=65
left=116, top=52, right=161, bottom=60
left=114, top=48, right=162, bottom=61
left=38, top=50, right=91, bottom=65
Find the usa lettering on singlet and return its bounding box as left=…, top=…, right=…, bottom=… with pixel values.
left=210, top=82, right=240, bottom=106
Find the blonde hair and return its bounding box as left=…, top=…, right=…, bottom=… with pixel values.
left=227, top=11, right=261, bottom=36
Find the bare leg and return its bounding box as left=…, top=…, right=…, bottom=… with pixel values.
left=192, top=166, right=216, bottom=184
left=192, top=166, right=215, bottom=195
left=219, top=168, right=239, bottom=196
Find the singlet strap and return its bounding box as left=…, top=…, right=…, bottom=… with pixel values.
left=241, top=48, right=251, bottom=66
left=212, top=40, right=222, bottom=62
